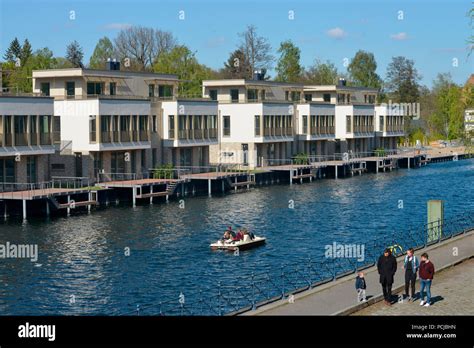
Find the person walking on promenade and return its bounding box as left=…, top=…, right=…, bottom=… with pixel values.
left=377, top=248, right=397, bottom=305
left=419, top=253, right=435, bottom=307
left=355, top=271, right=367, bottom=302
left=403, top=248, right=419, bottom=302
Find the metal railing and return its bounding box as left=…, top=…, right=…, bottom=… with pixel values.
left=120, top=212, right=474, bottom=316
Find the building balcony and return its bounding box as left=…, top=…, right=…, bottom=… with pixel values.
left=263, top=127, right=293, bottom=137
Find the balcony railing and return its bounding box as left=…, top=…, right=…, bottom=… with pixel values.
left=169, top=129, right=175, bottom=139
left=310, top=126, right=335, bottom=135
left=120, top=131, right=131, bottom=142
left=176, top=128, right=218, bottom=140
left=354, top=125, right=374, bottom=133
left=139, top=130, right=149, bottom=141
left=131, top=130, right=138, bottom=142
left=30, top=133, right=38, bottom=146
left=101, top=132, right=112, bottom=143
left=14, top=133, right=28, bottom=146
left=263, top=127, right=293, bottom=137
left=40, top=132, right=52, bottom=145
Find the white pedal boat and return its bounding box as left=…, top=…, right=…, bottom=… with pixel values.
left=210, top=236, right=266, bottom=251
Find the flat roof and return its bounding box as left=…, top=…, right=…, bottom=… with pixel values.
left=202, top=79, right=305, bottom=88
left=32, top=68, right=179, bottom=81
left=304, top=85, right=379, bottom=92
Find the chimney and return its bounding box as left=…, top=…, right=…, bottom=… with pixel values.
left=106, top=58, right=120, bottom=71
left=253, top=69, right=265, bottom=81
left=338, top=78, right=347, bottom=87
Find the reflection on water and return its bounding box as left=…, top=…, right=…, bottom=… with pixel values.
left=0, top=159, right=473, bottom=314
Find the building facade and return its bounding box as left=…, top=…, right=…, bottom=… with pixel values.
left=0, top=96, right=56, bottom=184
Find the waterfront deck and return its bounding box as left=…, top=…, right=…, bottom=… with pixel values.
left=97, top=178, right=179, bottom=188
left=0, top=187, right=92, bottom=201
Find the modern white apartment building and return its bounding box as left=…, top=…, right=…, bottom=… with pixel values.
left=303, top=80, right=378, bottom=154
left=161, top=99, right=218, bottom=167
left=0, top=95, right=56, bottom=184
left=374, top=104, right=405, bottom=149
left=295, top=102, right=336, bottom=157
left=32, top=66, right=178, bottom=179
left=202, top=78, right=303, bottom=167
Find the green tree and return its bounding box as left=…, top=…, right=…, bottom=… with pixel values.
left=304, top=59, right=339, bottom=85
left=3, top=37, right=21, bottom=62
left=385, top=56, right=421, bottom=103
left=275, top=40, right=302, bottom=82
left=20, top=39, right=33, bottom=64
left=153, top=45, right=215, bottom=96
left=66, top=40, right=84, bottom=68
left=221, top=49, right=251, bottom=79
left=89, top=37, right=115, bottom=69
left=347, top=50, right=382, bottom=88
left=238, top=25, right=274, bottom=77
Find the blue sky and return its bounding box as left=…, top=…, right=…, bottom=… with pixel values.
left=0, top=0, right=472, bottom=87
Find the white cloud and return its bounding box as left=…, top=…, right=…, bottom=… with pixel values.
left=390, top=32, right=408, bottom=41
left=326, top=27, right=347, bottom=39
left=103, top=23, right=132, bottom=30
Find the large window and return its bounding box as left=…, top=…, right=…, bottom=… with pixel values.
left=223, top=116, right=231, bottom=136
left=14, top=116, right=28, bottom=146
left=87, top=82, right=104, bottom=95
left=158, top=85, right=173, bottom=98
left=168, top=115, right=175, bottom=138
left=302, top=115, right=308, bottom=134
left=304, top=94, right=312, bottom=102
left=27, top=156, right=37, bottom=183
left=40, top=82, right=50, bottom=96
left=148, top=84, right=155, bottom=97
left=209, top=89, right=217, bottom=101
left=346, top=115, right=352, bottom=133
left=230, top=89, right=239, bottom=103
left=380, top=115, right=384, bottom=132
left=0, top=158, right=15, bottom=183
left=89, top=116, right=97, bottom=143
left=323, top=93, right=331, bottom=102
left=255, top=115, right=261, bottom=136
left=247, top=89, right=258, bottom=101
left=66, top=81, right=75, bottom=96
left=109, top=82, right=117, bottom=96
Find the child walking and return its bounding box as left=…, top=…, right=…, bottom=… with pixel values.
left=355, top=271, right=367, bottom=302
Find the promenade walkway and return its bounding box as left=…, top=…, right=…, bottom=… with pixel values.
left=245, top=230, right=474, bottom=316
left=353, top=258, right=474, bottom=315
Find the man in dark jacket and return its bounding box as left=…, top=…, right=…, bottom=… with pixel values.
left=377, top=248, right=397, bottom=305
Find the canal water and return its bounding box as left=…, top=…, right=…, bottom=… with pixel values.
left=0, top=159, right=473, bottom=315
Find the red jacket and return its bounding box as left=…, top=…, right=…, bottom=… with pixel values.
left=419, top=260, right=435, bottom=280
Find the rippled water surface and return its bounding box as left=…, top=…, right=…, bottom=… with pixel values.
left=0, top=159, right=473, bottom=314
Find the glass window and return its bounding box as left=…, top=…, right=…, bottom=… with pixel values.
left=346, top=115, right=352, bottom=133
left=230, top=89, right=239, bottom=102
left=27, top=156, right=37, bottom=183
left=148, top=84, right=155, bottom=97
left=223, top=116, right=231, bottom=136
left=302, top=115, right=308, bottom=134
left=323, top=93, right=331, bottom=102
left=159, top=85, right=173, bottom=98
left=40, top=82, right=50, bottom=96
left=66, top=81, right=75, bottom=96
left=110, top=82, right=117, bottom=96
left=247, top=89, right=258, bottom=101
left=255, top=115, right=260, bottom=136
left=209, top=89, right=217, bottom=101
left=152, top=115, right=157, bottom=133
left=305, top=94, right=312, bottom=102
left=87, top=82, right=104, bottom=95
